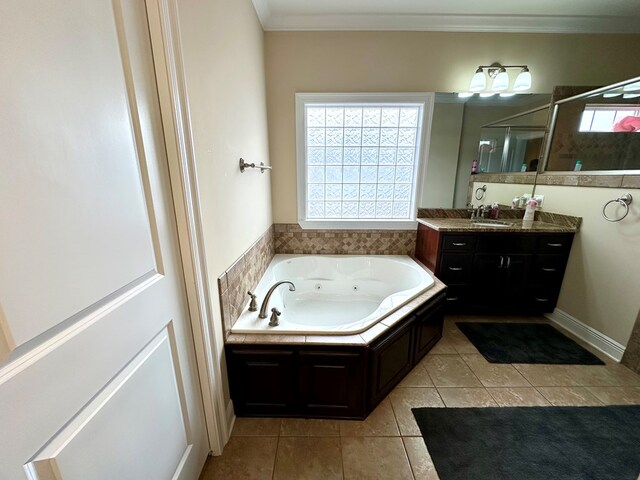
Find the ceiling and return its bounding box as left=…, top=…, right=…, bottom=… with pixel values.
left=252, top=0, right=640, bottom=33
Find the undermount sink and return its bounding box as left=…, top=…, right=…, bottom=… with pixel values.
left=471, top=220, right=512, bottom=227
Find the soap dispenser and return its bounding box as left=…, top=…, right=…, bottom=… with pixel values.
left=522, top=199, right=538, bottom=229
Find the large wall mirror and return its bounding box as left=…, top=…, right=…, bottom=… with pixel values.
left=419, top=93, right=550, bottom=210
left=542, top=76, right=640, bottom=173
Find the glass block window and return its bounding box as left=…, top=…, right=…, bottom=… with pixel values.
left=296, top=94, right=432, bottom=226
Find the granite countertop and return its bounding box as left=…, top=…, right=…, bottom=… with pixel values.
left=417, top=217, right=579, bottom=233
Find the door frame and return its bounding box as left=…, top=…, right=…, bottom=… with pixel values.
left=145, top=0, right=232, bottom=455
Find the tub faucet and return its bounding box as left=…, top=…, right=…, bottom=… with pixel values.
left=258, top=281, right=296, bottom=319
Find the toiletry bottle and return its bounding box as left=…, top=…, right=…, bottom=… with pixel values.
left=520, top=163, right=527, bottom=172
left=574, top=160, right=583, bottom=171
left=522, top=199, right=538, bottom=228
left=512, top=196, right=519, bottom=209
left=490, top=202, right=500, bottom=219
left=471, top=159, right=478, bottom=174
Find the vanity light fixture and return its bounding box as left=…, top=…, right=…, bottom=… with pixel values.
left=468, top=63, right=532, bottom=93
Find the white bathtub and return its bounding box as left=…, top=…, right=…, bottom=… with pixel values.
left=231, top=254, right=435, bottom=335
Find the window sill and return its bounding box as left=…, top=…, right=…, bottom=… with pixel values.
left=298, top=219, right=418, bottom=230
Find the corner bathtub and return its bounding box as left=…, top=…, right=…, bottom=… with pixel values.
left=231, top=254, right=435, bottom=335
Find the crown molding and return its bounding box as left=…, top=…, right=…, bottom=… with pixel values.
left=256, top=12, right=640, bottom=34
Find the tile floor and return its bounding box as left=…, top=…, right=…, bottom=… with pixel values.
left=200, top=316, right=640, bottom=480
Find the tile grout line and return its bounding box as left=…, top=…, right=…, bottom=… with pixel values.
left=271, top=435, right=280, bottom=480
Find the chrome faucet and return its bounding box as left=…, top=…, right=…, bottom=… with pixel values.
left=258, top=281, right=296, bottom=319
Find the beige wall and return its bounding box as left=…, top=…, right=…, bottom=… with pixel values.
left=421, top=103, right=464, bottom=207
left=176, top=0, right=271, bottom=401
left=265, top=31, right=640, bottom=222
left=536, top=185, right=640, bottom=345
left=178, top=0, right=272, bottom=277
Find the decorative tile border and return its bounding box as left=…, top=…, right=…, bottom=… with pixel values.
left=622, top=311, right=640, bottom=374
left=217, top=226, right=274, bottom=338
left=536, top=174, right=640, bottom=189
left=274, top=223, right=416, bottom=255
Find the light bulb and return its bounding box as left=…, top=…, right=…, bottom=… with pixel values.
left=469, top=68, right=486, bottom=92
left=513, top=68, right=532, bottom=92
left=457, top=92, right=474, bottom=98
left=500, top=93, right=516, bottom=97
left=623, top=93, right=640, bottom=99
left=491, top=69, right=509, bottom=91
left=603, top=92, right=622, bottom=98
left=479, top=93, right=496, bottom=97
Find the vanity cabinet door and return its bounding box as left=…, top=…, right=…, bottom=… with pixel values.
left=369, top=319, right=415, bottom=409
left=473, top=254, right=532, bottom=310
left=299, top=350, right=366, bottom=418
left=226, top=348, right=297, bottom=416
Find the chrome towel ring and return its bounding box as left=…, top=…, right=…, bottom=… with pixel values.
left=475, top=185, right=487, bottom=201
left=602, top=193, right=632, bottom=222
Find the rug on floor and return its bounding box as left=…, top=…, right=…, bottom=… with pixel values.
left=456, top=322, right=605, bottom=364
left=412, top=405, right=640, bottom=480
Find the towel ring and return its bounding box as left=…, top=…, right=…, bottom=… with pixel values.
left=602, top=193, right=632, bottom=222
left=474, top=185, right=487, bottom=201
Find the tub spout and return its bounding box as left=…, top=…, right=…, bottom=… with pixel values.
left=258, top=281, right=296, bottom=319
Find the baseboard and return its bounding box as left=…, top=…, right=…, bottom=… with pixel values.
left=545, top=308, right=625, bottom=362
left=225, top=399, right=236, bottom=440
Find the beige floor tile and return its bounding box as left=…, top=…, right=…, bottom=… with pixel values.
left=388, top=387, right=444, bottom=436
left=422, top=355, right=483, bottom=387
left=201, top=436, right=277, bottom=480
left=586, top=386, right=640, bottom=405
left=339, top=398, right=399, bottom=436
left=280, top=418, right=340, bottom=436
left=341, top=437, right=413, bottom=480
left=567, top=364, right=640, bottom=387
left=536, top=386, right=603, bottom=406
left=232, top=417, right=282, bottom=436
left=487, top=387, right=550, bottom=406
left=402, top=437, right=440, bottom=480
left=512, top=364, right=582, bottom=387
left=273, top=437, right=343, bottom=480
left=447, top=329, right=481, bottom=354
left=437, top=387, right=498, bottom=407
left=461, top=354, right=531, bottom=387
left=427, top=336, right=458, bottom=354
left=398, top=364, right=434, bottom=387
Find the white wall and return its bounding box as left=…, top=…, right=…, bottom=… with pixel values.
left=421, top=103, right=464, bottom=207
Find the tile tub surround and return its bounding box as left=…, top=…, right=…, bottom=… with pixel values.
left=217, top=226, right=275, bottom=338
left=273, top=223, right=416, bottom=255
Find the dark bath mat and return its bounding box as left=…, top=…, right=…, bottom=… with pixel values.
left=456, top=322, right=605, bottom=364
left=412, top=406, right=640, bottom=480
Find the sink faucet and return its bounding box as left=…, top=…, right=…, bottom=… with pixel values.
left=258, top=281, right=296, bottom=319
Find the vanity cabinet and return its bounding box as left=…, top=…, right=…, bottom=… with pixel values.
left=415, top=224, right=574, bottom=314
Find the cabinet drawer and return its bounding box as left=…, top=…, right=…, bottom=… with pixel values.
left=442, top=235, right=476, bottom=252
left=443, top=286, right=469, bottom=312
left=531, top=254, right=568, bottom=285
left=439, top=254, right=473, bottom=284
left=527, top=287, right=560, bottom=312
left=537, top=235, right=573, bottom=253
left=477, top=234, right=537, bottom=253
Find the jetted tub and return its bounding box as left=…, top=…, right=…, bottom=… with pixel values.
left=231, top=254, right=435, bottom=335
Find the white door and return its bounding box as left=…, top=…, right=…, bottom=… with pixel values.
left=0, top=1, right=209, bottom=479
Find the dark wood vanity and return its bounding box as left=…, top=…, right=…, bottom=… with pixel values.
left=415, top=222, right=574, bottom=314
left=225, top=290, right=445, bottom=420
